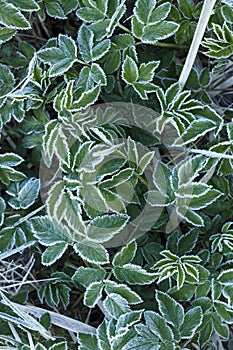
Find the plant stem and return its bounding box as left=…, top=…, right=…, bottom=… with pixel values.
left=118, top=23, right=131, bottom=34
left=118, top=23, right=187, bottom=49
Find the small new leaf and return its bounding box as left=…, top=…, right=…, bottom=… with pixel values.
left=122, top=56, right=138, bottom=84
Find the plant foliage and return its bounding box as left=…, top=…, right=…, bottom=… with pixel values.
left=0, top=0, right=233, bottom=349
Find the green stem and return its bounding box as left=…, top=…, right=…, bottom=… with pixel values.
left=136, top=41, right=188, bottom=49
left=137, top=174, right=149, bottom=189
left=118, top=23, right=187, bottom=49
left=118, top=23, right=131, bottom=34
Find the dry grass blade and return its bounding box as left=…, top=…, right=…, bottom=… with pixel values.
left=10, top=302, right=97, bottom=335
left=179, top=0, right=217, bottom=89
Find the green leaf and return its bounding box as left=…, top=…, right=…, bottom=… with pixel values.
left=138, top=61, right=160, bottom=82
left=112, top=34, right=135, bottom=49
left=8, top=177, right=40, bottom=209
left=134, top=0, right=157, bottom=24
left=178, top=206, right=204, bottom=226
left=0, top=64, right=15, bottom=97
left=180, top=306, right=203, bottom=338
left=70, top=85, right=101, bottom=111
left=50, top=341, right=68, bottom=350
left=41, top=242, right=68, bottom=266
left=175, top=119, right=216, bottom=145
left=142, top=21, right=179, bottom=43
left=104, top=51, right=121, bottom=74
left=37, top=34, right=77, bottom=76
left=31, top=216, right=70, bottom=245
left=87, top=213, right=129, bottom=243
left=177, top=155, right=205, bottom=185
left=178, top=182, right=210, bottom=198
left=105, top=1, right=126, bottom=37
left=112, top=240, right=137, bottom=266
left=0, top=27, right=16, bottom=45
left=144, top=311, right=174, bottom=342
left=57, top=284, right=71, bottom=309
left=145, top=190, right=171, bottom=207
left=152, top=160, right=172, bottom=194
left=156, top=290, right=184, bottom=328
left=149, top=3, right=171, bottom=23
left=72, top=266, right=106, bottom=288
left=36, top=344, right=47, bottom=350
left=214, top=300, right=233, bottom=323
left=124, top=325, right=160, bottom=349
left=131, top=15, right=144, bottom=39
left=218, top=268, right=233, bottom=284
left=177, top=229, right=199, bottom=255
left=188, top=189, right=222, bottom=210
left=0, top=153, right=24, bottom=167
left=78, top=25, right=110, bottom=63
left=122, top=56, right=138, bottom=84
left=114, top=263, right=157, bottom=285
left=82, top=184, right=108, bottom=217
left=199, top=313, right=213, bottom=346
left=45, top=1, right=66, bottom=19
left=44, top=0, right=78, bottom=19
left=132, top=82, right=157, bottom=100
left=74, top=241, right=109, bottom=264
left=0, top=1, right=30, bottom=29
left=212, top=314, right=229, bottom=339
left=92, top=39, right=111, bottom=61
left=105, top=280, right=143, bottom=304
left=97, top=319, right=111, bottom=350
left=42, top=119, right=58, bottom=166
left=199, top=68, right=211, bottom=87
left=8, top=0, right=40, bottom=11
left=76, top=7, right=105, bottom=22
left=175, top=20, right=196, bottom=45
left=177, top=264, right=185, bottom=289
left=202, top=23, right=233, bottom=59
left=100, top=168, right=134, bottom=189
left=84, top=281, right=104, bottom=307
left=78, top=63, right=107, bottom=90
left=178, top=0, right=193, bottom=18
left=116, top=310, right=143, bottom=335
left=78, top=333, right=98, bottom=350
left=103, top=293, right=130, bottom=319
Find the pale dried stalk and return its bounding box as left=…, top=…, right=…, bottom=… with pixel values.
left=179, top=0, right=217, bottom=89
left=10, top=302, right=97, bottom=334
